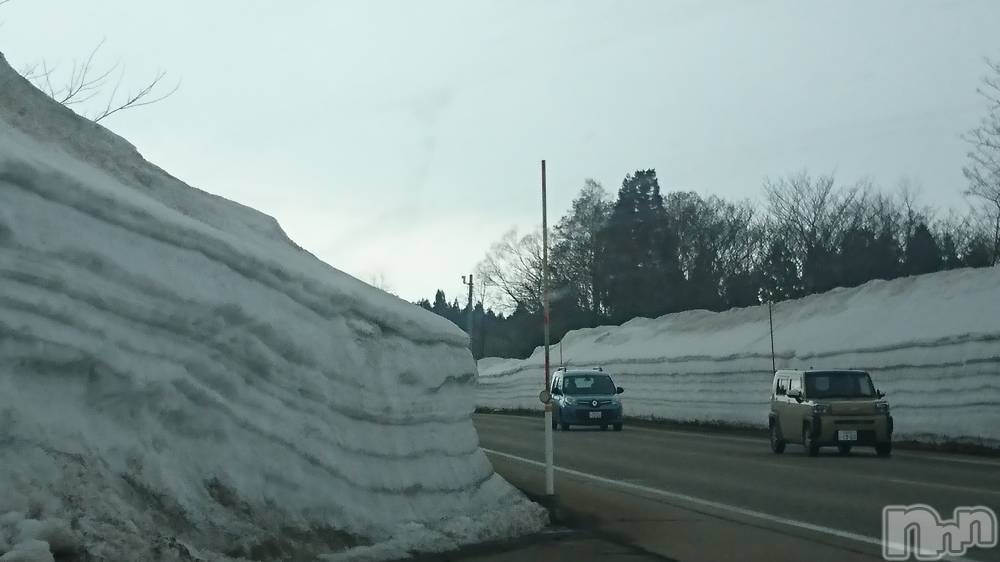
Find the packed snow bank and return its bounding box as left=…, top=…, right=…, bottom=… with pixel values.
left=478, top=266, right=1000, bottom=448
left=0, top=54, right=545, bottom=562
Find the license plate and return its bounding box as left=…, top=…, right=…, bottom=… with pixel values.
left=589, top=411, right=603, bottom=419
left=838, top=430, right=858, bottom=442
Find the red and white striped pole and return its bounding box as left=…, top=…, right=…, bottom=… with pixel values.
left=541, top=159, right=554, bottom=496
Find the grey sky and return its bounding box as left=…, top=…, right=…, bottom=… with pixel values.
left=2, top=0, right=998, bottom=302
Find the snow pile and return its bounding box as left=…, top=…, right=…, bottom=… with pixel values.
left=0, top=53, right=544, bottom=562
left=478, top=266, right=1000, bottom=448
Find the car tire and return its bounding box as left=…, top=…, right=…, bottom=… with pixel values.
left=560, top=423, right=570, bottom=431
left=837, top=444, right=852, bottom=456
left=770, top=422, right=786, bottom=454
left=551, top=418, right=558, bottom=430
left=803, top=426, right=819, bottom=457
left=613, top=424, right=623, bottom=432
left=876, top=442, right=892, bottom=457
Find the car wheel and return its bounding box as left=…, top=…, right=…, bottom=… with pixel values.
left=560, top=423, right=570, bottom=431
left=876, top=442, right=892, bottom=457
left=803, top=426, right=819, bottom=457
left=551, top=418, right=558, bottom=430
left=613, top=424, right=623, bottom=432
left=600, top=425, right=608, bottom=431
left=837, top=444, right=852, bottom=456
left=770, top=422, right=786, bottom=454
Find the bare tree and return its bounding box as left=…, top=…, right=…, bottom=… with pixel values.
left=366, top=271, right=393, bottom=294
left=0, top=0, right=179, bottom=123
left=476, top=229, right=544, bottom=313
left=962, top=57, right=1000, bottom=265
left=763, top=171, right=863, bottom=258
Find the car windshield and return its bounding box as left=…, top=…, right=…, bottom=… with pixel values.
left=804, top=371, right=876, bottom=399
left=563, top=374, right=615, bottom=395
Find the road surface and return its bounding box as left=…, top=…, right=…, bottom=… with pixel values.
left=475, top=414, right=1000, bottom=562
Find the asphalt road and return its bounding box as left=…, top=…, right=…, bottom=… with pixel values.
left=475, top=414, right=1000, bottom=562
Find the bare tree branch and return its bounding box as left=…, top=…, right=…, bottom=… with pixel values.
left=19, top=38, right=180, bottom=123
left=962, top=56, right=1000, bottom=264
left=476, top=229, right=544, bottom=313
left=93, top=70, right=180, bottom=122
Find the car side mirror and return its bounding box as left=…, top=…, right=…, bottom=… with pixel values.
left=876, top=389, right=885, bottom=399
left=787, top=388, right=803, bottom=401
left=552, top=388, right=562, bottom=396
left=616, top=386, right=624, bottom=394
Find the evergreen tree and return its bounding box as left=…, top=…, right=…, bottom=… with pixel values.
left=838, top=227, right=896, bottom=287
left=802, top=243, right=839, bottom=294
left=872, top=226, right=903, bottom=280
left=904, top=222, right=943, bottom=275
left=964, top=236, right=993, bottom=268
left=722, top=270, right=761, bottom=309
left=760, top=239, right=801, bottom=302
left=686, top=243, right=723, bottom=311
left=597, top=170, right=683, bottom=322
left=940, top=233, right=963, bottom=270
left=431, top=290, right=449, bottom=315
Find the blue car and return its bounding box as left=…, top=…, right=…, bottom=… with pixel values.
left=550, top=368, right=625, bottom=431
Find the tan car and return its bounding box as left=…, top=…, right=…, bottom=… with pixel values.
left=768, top=369, right=893, bottom=457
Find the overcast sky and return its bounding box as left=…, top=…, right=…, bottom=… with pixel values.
left=2, top=0, right=998, bottom=302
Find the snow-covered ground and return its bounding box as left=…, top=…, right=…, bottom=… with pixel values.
left=0, top=54, right=545, bottom=562
left=478, top=266, right=1000, bottom=448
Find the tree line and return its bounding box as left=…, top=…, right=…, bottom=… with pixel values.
left=417, top=59, right=1000, bottom=360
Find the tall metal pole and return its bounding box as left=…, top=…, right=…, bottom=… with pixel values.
left=464, top=274, right=474, bottom=340
left=768, top=302, right=776, bottom=373
left=541, top=160, right=554, bottom=496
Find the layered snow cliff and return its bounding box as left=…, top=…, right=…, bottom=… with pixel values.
left=479, top=266, right=1000, bottom=448
left=0, top=54, right=544, bottom=562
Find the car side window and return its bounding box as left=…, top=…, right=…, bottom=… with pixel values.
left=551, top=376, right=560, bottom=393
left=788, top=377, right=802, bottom=395
left=775, top=377, right=788, bottom=396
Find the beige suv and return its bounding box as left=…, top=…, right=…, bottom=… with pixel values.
left=768, top=369, right=893, bottom=457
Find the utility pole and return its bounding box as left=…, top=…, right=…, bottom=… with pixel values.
left=462, top=274, right=474, bottom=344
left=541, top=160, right=554, bottom=497
left=768, top=301, right=776, bottom=373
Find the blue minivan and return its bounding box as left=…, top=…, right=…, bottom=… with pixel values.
left=550, top=367, right=625, bottom=431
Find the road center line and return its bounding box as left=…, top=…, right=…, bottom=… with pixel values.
left=483, top=447, right=987, bottom=562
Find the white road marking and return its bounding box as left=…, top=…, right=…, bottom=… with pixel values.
left=483, top=448, right=989, bottom=562
left=885, top=477, right=1000, bottom=497
left=894, top=452, right=1000, bottom=468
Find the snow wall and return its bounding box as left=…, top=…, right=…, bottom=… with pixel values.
left=478, top=266, right=1000, bottom=448
left=0, top=54, right=544, bottom=562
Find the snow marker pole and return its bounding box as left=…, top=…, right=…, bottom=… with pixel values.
left=769, top=301, right=776, bottom=373
left=542, top=159, right=554, bottom=496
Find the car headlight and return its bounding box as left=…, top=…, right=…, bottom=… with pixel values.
left=875, top=402, right=890, bottom=414
left=611, top=395, right=621, bottom=405
left=812, top=404, right=831, bottom=415
left=564, top=397, right=579, bottom=405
